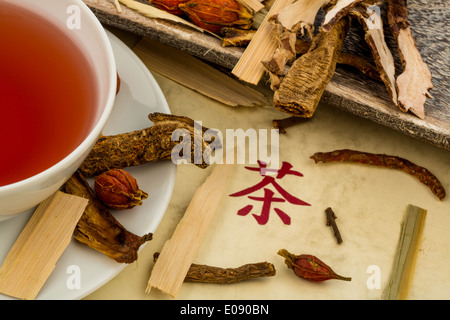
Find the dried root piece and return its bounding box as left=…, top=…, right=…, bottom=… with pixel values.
left=387, top=0, right=432, bottom=119
left=153, top=253, right=276, bottom=283
left=79, top=113, right=213, bottom=177
left=63, top=171, right=153, bottom=263
left=310, top=149, right=446, bottom=201
left=278, top=249, right=351, bottom=282
left=273, top=17, right=349, bottom=117
left=349, top=4, right=398, bottom=106
left=262, top=0, right=331, bottom=80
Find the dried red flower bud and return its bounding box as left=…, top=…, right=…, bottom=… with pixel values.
left=278, top=249, right=351, bottom=283
left=149, top=0, right=188, bottom=16
left=179, top=0, right=253, bottom=34
left=94, top=169, right=148, bottom=210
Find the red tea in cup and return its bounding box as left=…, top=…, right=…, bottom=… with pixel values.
left=0, top=2, right=98, bottom=186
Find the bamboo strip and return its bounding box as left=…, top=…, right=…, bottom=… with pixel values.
left=132, top=37, right=268, bottom=107
left=382, top=204, right=427, bottom=300
left=231, top=0, right=295, bottom=84
left=0, top=191, right=88, bottom=300
left=146, top=164, right=233, bottom=297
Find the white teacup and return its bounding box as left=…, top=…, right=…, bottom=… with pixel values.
left=0, top=0, right=116, bottom=221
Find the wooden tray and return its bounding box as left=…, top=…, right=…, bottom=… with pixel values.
left=83, top=0, right=450, bottom=150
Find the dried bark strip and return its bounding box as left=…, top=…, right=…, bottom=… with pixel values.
left=63, top=171, right=153, bottom=263
left=273, top=17, right=349, bottom=117
left=325, top=207, right=343, bottom=244
left=79, top=113, right=213, bottom=177
left=154, top=253, right=276, bottom=283
left=349, top=4, right=398, bottom=106
left=310, top=149, right=446, bottom=201
left=387, top=0, right=433, bottom=119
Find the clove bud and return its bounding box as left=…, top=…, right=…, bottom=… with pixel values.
left=94, top=169, right=148, bottom=210
left=278, top=249, right=351, bottom=283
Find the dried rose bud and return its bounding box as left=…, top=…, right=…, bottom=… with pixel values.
left=149, top=0, right=188, bottom=16
left=94, top=169, right=148, bottom=210
left=278, top=249, right=351, bottom=283
left=179, top=0, right=253, bottom=34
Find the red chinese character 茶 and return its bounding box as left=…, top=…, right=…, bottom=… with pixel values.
left=229, top=161, right=310, bottom=225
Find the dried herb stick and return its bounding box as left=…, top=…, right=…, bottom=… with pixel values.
left=325, top=207, right=343, bottom=244
left=310, top=149, right=446, bottom=201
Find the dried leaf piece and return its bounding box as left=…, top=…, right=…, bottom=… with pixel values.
left=273, top=17, right=349, bottom=117
left=387, top=0, right=432, bottom=119
left=310, top=149, right=446, bottom=201
left=79, top=113, right=213, bottom=177
left=63, top=171, right=153, bottom=264
left=349, top=4, right=398, bottom=106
